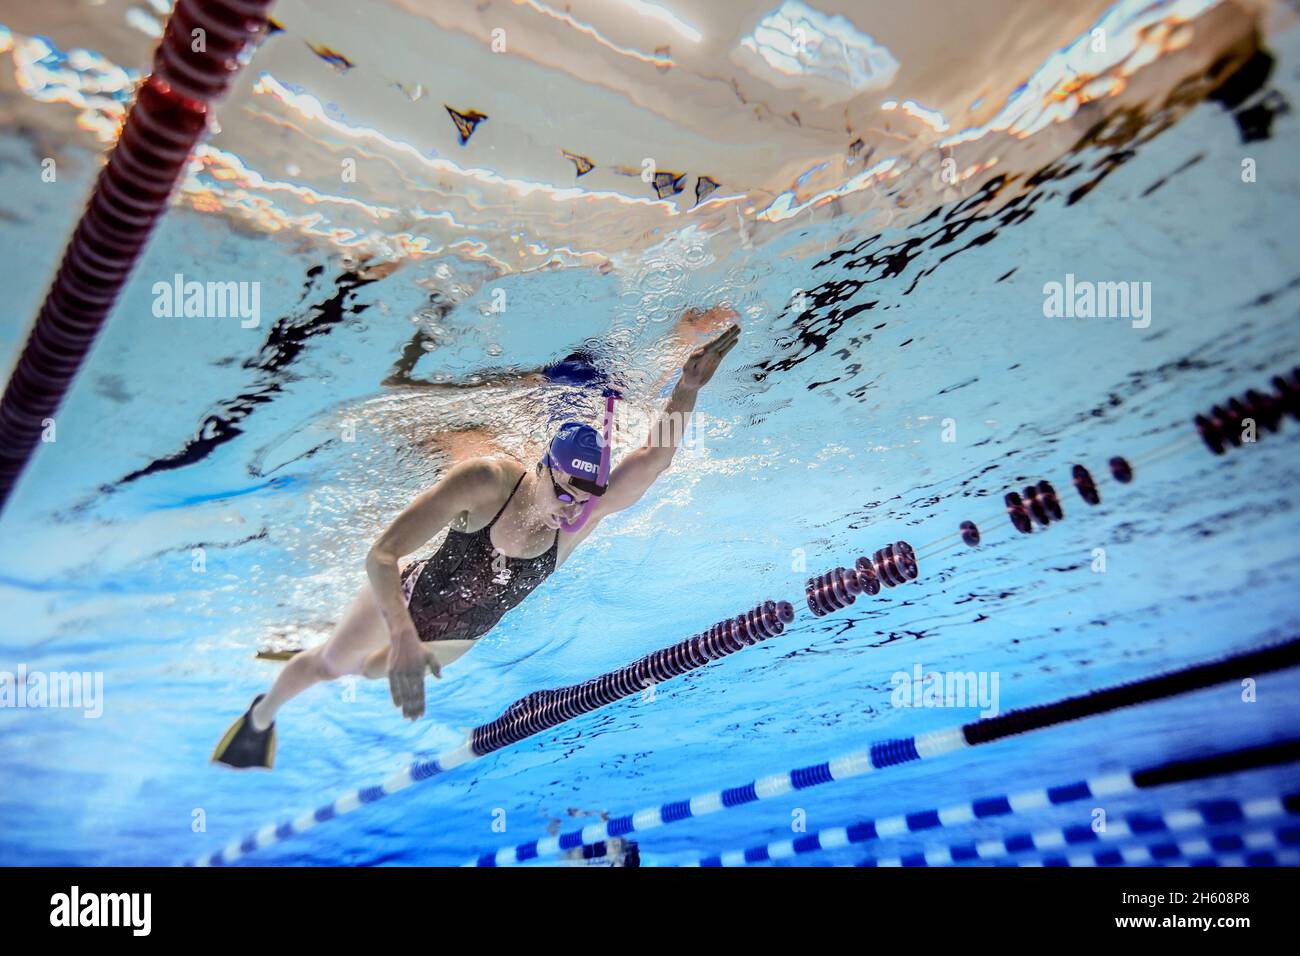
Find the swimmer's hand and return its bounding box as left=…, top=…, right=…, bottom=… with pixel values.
left=679, top=320, right=740, bottom=390
left=387, top=625, right=440, bottom=720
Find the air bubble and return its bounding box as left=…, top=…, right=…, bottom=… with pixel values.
left=683, top=243, right=710, bottom=269
left=659, top=291, right=688, bottom=315
left=640, top=259, right=685, bottom=294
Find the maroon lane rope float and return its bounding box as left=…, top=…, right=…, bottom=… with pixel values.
left=471, top=600, right=796, bottom=754
left=804, top=541, right=920, bottom=616
left=0, top=0, right=275, bottom=515
left=955, top=456, right=1132, bottom=547
left=1195, top=367, right=1300, bottom=455
left=934, top=368, right=1298, bottom=553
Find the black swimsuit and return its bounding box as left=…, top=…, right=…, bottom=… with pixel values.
left=400, top=474, right=559, bottom=642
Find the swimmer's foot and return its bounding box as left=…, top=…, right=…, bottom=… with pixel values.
left=212, top=694, right=277, bottom=770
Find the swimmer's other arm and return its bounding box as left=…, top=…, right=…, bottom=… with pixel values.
left=596, top=321, right=740, bottom=516
left=382, top=367, right=548, bottom=389
left=365, top=459, right=500, bottom=719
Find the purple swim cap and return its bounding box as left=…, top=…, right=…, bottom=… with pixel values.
left=543, top=422, right=606, bottom=496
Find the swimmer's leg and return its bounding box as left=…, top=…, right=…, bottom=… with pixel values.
left=215, top=582, right=480, bottom=768
left=359, top=639, right=477, bottom=680
left=249, top=582, right=390, bottom=731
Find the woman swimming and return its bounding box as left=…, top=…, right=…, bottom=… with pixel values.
left=212, top=320, right=740, bottom=768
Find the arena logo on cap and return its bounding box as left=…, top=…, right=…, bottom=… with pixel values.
left=571, top=458, right=599, bottom=474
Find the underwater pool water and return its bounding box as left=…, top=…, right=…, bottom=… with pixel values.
left=1, top=0, right=1299, bottom=867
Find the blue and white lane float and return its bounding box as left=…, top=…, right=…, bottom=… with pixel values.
left=829, top=822, right=1300, bottom=868
left=863, top=792, right=1300, bottom=867
left=466, top=727, right=966, bottom=868
left=1012, top=827, right=1300, bottom=868
left=1105, top=848, right=1300, bottom=867
left=632, top=793, right=1300, bottom=867
left=194, top=743, right=473, bottom=866
left=664, top=740, right=1300, bottom=867
left=645, top=790, right=1300, bottom=868
left=466, top=639, right=1300, bottom=867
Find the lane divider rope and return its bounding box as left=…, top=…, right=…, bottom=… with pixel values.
left=834, top=820, right=1300, bottom=869
left=467, top=642, right=1300, bottom=866
left=676, top=739, right=1300, bottom=867
left=0, top=0, right=276, bottom=514
left=1006, top=826, right=1300, bottom=869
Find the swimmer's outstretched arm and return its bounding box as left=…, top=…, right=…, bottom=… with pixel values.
left=597, top=320, right=740, bottom=516
left=382, top=367, right=548, bottom=389
left=366, top=459, right=499, bottom=719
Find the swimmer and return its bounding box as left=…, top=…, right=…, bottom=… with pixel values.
left=212, top=320, right=740, bottom=768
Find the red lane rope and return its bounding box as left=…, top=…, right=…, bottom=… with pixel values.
left=0, top=0, right=275, bottom=515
